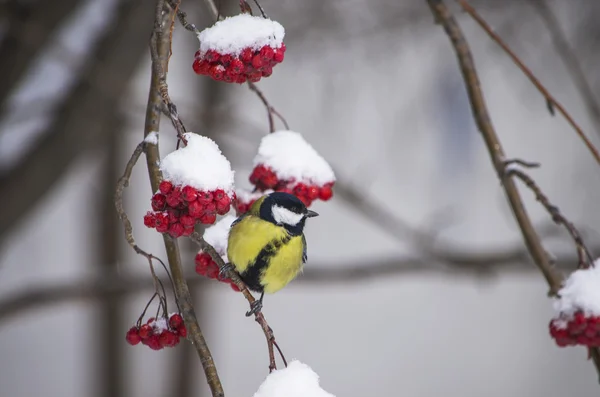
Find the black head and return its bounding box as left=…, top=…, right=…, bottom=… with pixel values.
left=259, top=192, right=319, bottom=235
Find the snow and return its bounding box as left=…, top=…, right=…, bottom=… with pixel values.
left=253, top=361, right=335, bottom=397
left=149, top=317, right=168, bottom=333
left=553, top=259, right=600, bottom=319
left=197, top=14, right=284, bottom=57
left=204, top=214, right=237, bottom=261
left=144, top=131, right=159, bottom=145
left=254, top=131, right=336, bottom=186
left=159, top=133, right=235, bottom=193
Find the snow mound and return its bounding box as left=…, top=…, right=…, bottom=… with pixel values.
left=198, top=14, right=284, bottom=57
left=159, top=133, right=234, bottom=193
left=554, top=260, right=600, bottom=318
left=204, top=214, right=237, bottom=261
left=253, top=361, right=335, bottom=397
left=253, top=131, right=335, bottom=186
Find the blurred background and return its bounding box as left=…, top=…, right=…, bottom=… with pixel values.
left=2, top=0, right=600, bottom=396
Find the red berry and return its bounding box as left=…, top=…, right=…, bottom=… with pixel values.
left=261, top=66, right=273, bottom=77
left=251, top=54, right=264, bottom=69
left=200, top=212, right=217, bottom=225
left=210, top=65, right=225, bottom=81
left=181, top=185, right=198, bottom=202
left=126, top=327, right=142, bottom=345
left=168, top=222, right=185, bottom=238
left=151, top=193, right=167, bottom=211
left=319, top=184, right=333, bottom=201
left=197, top=191, right=214, bottom=205
left=248, top=71, right=262, bottom=83
left=182, top=226, right=194, bottom=236
left=204, top=202, right=217, bottom=214
left=146, top=317, right=155, bottom=325
left=216, top=200, right=231, bottom=215
left=250, top=165, right=265, bottom=184
left=155, top=213, right=170, bottom=233
left=188, top=201, right=205, bottom=218
left=214, top=189, right=226, bottom=201
left=262, top=170, right=278, bottom=189
left=169, top=314, right=184, bottom=330
left=307, top=186, right=319, bottom=200
left=143, top=212, right=156, bottom=228
left=166, top=187, right=182, bottom=207
left=240, top=48, right=253, bottom=63
left=138, top=324, right=152, bottom=339
left=194, top=50, right=202, bottom=58
left=159, top=180, right=173, bottom=194
left=180, top=214, right=195, bottom=227
left=223, top=73, right=235, bottom=83
left=220, top=54, right=233, bottom=65
left=273, top=49, right=284, bottom=63
left=229, top=59, right=244, bottom=74
left=204, top=50, right=220, bottom=62
left=167, top=209, right=179, bottom=224
left=230, top=282, right=241, bottom=292
left=279, top=43, right=286, bottom=53
left=159, top=331, right=179, bottom=347
left=177, top=324, right=188, bottom=338
left=206, top=262, right=220, bottom=279
left=236, top=75, right=247, bottom=84
left=147, top=334, right=162, bottom=350
left=293, top=183, right=308, bottom=198
left=260, top=45, right=274, bottom=61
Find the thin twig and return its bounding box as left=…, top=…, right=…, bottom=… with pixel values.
left=505, top=166, right=594, bottom=268
left=144, top=1, right=224, bottom=396
left=427, top=0, right=600, bottom=379
left=190, top=232, right=286, bottom=372
left=526, top=0, right=600, bottom=135
left=456, top=0, right=600, bottom=167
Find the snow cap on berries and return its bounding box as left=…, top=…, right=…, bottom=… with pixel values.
left=204, top=214, right=237, bottom=261
left=236, top=188, right=273, bottom=204
left=553, top=260, right=600, bottom=319
left=159, top=133, right=235, bottom=194
left=198, top=14, right=285, bottom=57
left=254, top=130, right=335, bottom=186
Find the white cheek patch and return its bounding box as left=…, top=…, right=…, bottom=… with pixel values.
left=271, top=205, right=303, bottom=226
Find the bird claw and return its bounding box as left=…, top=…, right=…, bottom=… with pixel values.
left=245, top=300, right=263, bottom=317
left=219, top=263, right=234, bottom=279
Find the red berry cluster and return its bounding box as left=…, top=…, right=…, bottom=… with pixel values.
left=193, top=43, right=286, bottom=84
left=549, top=311, right=600, bottom=347
left=126, top=313, right=187, bottom=350
left=195, top=252, right=240, bottom=292
left=144, top=180, right=233, bottom=236
left=245, top=164, right=334, bottom=209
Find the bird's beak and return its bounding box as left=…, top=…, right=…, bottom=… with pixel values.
left=306, top=210, right=319, bottom=218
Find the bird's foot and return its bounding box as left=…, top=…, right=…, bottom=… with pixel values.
left=245, top=299, right=263, bottom=317
left=219, top=263, right=235, bottom=279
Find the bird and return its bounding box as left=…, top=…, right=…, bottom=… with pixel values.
left=226, top=191, right=319, bottom=316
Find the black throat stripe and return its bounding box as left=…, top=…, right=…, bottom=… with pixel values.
left=240, top=234, right=292, bottom=292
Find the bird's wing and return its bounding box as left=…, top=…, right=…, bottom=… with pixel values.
left=230, top=212, right=249, bottom=228
left=302, top=234, right=307, bottom=263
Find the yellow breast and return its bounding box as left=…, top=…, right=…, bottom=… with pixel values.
left=260, top=235, right=304, bottom=293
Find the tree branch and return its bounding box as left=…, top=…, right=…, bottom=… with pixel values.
left=425, top=0, right=600, bottom=379
left=142, top=1, right=224, bottom=396
left=526, top=0, right=600, bottom=135
left=456, top=0, right=600, bottom=166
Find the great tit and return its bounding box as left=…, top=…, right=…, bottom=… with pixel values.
left=227, top=192, right=319, bottom=315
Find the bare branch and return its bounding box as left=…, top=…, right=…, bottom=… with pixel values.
left=141, top=1, right=224, bottom=395
left=425, top=0, right=600, bottom=378
left=526, top=0, right=600, bottom=134
left=456, top=0, right=600, bottom=166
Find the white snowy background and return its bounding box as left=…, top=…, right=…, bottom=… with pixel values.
left=1, top=1, right=600, bottom=397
